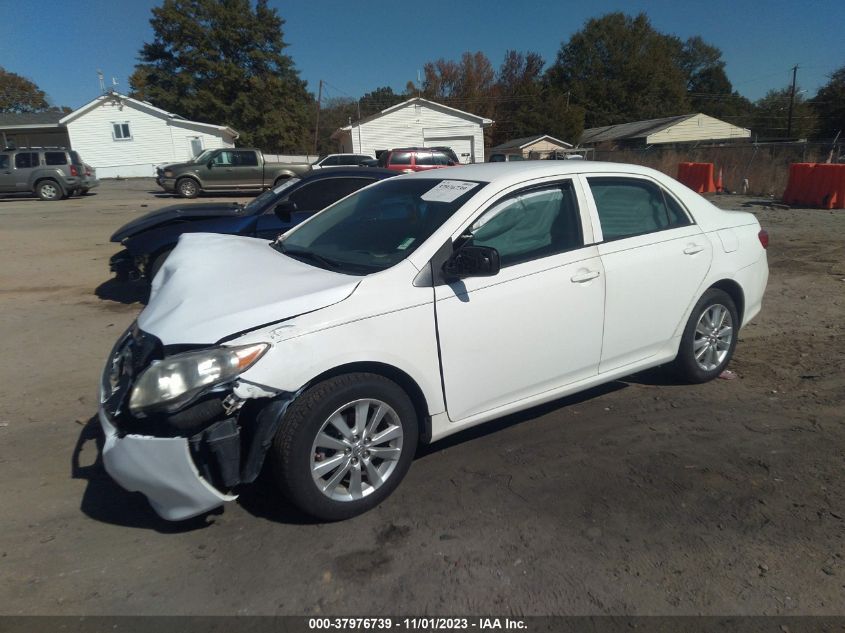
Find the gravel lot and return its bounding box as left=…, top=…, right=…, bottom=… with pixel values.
left=1, top=179, right=843, bottom=616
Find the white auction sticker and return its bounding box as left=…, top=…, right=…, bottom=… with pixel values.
left=420, top=180, right=478, bottom=203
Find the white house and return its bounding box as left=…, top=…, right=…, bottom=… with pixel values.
left=60, top=92, right=239, bottom=178
left=490, top=134, right=573, bottom=159
left=331, top=97, right=493, bottom=164
left=579, top=113, right=751, bottom=147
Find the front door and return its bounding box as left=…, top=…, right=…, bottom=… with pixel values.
left=0, top=154, right=13, bottom=192
left=434, top=180, right=605, bottom=422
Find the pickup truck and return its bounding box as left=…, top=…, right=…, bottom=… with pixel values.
left=156, top=148, right=312, bottom=198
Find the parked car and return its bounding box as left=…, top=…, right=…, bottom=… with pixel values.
left=155, top=148, right=312, bottom=198
left=377, top=147, right=457, bottom=172
left=79, top=162, right=100, bottom=195
left=111, top=167, right=397, bottom=280
left=312, top=154, right=374, bottom=168
left=97, top=161, right=768, bottom=522
left=489, top=153, right=525, bottom=162
left=0, top=147, right=87, bottom=200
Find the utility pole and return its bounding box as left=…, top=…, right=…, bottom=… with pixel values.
left=786, top=65, right=798, bottom=139
left=313, top=79, right=323, bottom=156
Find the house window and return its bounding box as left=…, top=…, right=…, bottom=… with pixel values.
left=112, top=122, right=132, bottom=141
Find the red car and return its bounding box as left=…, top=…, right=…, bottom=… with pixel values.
left=378, top=147, right=458, bottom=172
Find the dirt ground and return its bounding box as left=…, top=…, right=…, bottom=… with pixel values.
left=0, top=179, right=843, bottom=616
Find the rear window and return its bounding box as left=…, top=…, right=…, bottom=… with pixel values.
left=45, top=152, right=67, bottom=165
left=389, top=152, right=412, bottom=166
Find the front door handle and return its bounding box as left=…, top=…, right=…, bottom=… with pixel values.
left=684, top=244, right=704, bottom=255
left=571, top=270, right=600, bottom=283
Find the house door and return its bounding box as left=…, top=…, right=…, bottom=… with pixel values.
left=188, top=137, right=203, bottom=159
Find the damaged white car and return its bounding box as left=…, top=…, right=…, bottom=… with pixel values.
left=98, top=162, right=769, bottom=521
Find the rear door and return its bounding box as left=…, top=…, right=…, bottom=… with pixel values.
left=435, top=178, right=605, bottom=422
left=581, top=174, right=712, bottom=373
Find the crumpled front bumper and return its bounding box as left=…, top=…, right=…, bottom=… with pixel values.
left=99, top=407, right=236, bottom=521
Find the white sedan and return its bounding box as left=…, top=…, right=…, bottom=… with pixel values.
left=98, top=162, right=768, bottom=521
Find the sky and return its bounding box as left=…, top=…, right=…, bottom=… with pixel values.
left=1, top=0, right=843, bottom=111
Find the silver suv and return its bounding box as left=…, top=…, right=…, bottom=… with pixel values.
left=0, top=147, right=87, bottom=200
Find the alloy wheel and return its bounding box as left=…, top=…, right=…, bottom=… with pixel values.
left=693, top=303, right=733, bottom=371
left=310, top=398, right=404, bottom=502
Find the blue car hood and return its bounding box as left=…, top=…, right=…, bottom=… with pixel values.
left=111, top=202, right=248, bottom=242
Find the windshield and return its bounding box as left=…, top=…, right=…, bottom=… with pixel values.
left=274, top=178, right=486, bottom=275
left=243, top=177, right=301, bottom=214
left=192, top=149, right=215, bottom=163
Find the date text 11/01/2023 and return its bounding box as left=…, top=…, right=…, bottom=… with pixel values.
left=308, top=617, right=527, bottom=630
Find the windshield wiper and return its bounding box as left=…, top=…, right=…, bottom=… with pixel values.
left=273, top=243, right=340, bottom=270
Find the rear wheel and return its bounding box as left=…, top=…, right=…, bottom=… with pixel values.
left=673, top=288, right=739, bottom=383
left=176, top=177, right=199, bottom=199
left=36, top=180, right=63, bottom=201
left=271, top=373, right=418, bottom=521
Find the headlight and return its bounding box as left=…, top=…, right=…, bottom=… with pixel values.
left=129, top=343, right=268, bottom=416
left=163, top=170, right=174, bottom=177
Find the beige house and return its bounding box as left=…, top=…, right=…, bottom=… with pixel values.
left=580, top=113, right=750, bottom=148
left=490, top=134, right=573, bottom=159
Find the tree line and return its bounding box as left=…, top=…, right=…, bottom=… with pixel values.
left=2, top=2, right=843, bottom=153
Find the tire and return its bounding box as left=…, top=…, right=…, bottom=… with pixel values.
left=673, top=288, right=739, bottom=383
left=271, top=373, right=418, bottom=521
left=176, top=177, right=200, bottom=199
left=36, top=180, right=63, bottom=201
left=147, top=248, right=173, bottom=280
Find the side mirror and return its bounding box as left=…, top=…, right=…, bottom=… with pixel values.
left=274, top=199, right=297, bottom=223
left=442, top=245, right=500, bottom=280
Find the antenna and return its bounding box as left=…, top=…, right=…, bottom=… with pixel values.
left=417, top=69, right=421, bottom=97
left=97, top=69, right=105, bottom=94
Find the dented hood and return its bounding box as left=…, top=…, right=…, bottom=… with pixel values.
left=138, top=233, right=360, bottom=345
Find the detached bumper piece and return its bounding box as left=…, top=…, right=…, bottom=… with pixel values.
left=100, top=408, right=236, bottom=521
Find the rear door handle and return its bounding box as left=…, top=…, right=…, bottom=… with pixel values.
left=683, top=244, right=704, bottom=255
left=571, top=270, right=600, bottom=283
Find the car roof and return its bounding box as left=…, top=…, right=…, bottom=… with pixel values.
left=298, top=167, right=396, bottom=182
left=402, top=160, right=669, bottom=186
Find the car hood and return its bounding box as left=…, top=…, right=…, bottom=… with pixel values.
left=111, top=202, right=247, bottom=242
left=138, top=233, right=361, bottom=345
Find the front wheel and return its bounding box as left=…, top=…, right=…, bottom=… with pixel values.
left=176, top=178, right=199, bottom=198
left=271, top=373, right=418, bottom=521
left=673, top=288, right=739, bottom=383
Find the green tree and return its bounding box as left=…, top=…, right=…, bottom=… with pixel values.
left=546, top=12, right=690, bottom=128
left=359, top=86, right=405, bottom=118
left=491, top=51, right=582, bottom=146
left=314, top=96, right=357, bottom=156
left=0, top=67, right=50, bottom=113
left=752, top=87, right=817, bottom=140
left=810, top=65, right=845, bottom=139
left=129, top=0, right=313, bottom=151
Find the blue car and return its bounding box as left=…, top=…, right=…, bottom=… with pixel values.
left=110, top=168, right=397, bottom=280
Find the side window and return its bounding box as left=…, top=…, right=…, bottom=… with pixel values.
left=321, top=156, right=340, bottom=166
left=339, top=155, right=358, bottom=165
left=415, top=152, right=434, bottom=166
left=212, top=151, right=234, bottom=165
left=15, top=153, right=39, bottom=168
left=45, top=152, right=67, bottom=165
left=289, top=178, right=374, bottom=212
left=389, top=151, right=411, bottom=166
left=0, top=154, right=9, bottom=169
left=468, top=182, right=583, bottom=268
left=234, top=151, right=258, bottom=166
left=112, top=122, right=131, bottom=140
left=432, top=152, right=450, bottom=166
left=588, top=177, right=691, bottom=241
